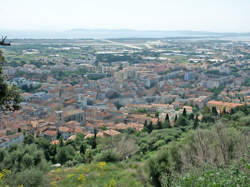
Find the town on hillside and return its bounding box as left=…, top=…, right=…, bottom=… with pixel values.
left=0, top=38, right=250, bottom=147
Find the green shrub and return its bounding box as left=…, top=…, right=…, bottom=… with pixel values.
left=94, top=150, right=120, bottom=162
left=7, top=168, right=46, bottom=187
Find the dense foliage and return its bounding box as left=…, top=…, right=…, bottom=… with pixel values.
left=0, top=104, right=249, bottom=186
left=0, top=50, right=22, bottom=111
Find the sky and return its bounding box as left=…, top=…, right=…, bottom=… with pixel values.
left=1, top=0, right=250, bottom=32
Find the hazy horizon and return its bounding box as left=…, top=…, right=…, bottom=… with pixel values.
left=1, top=0, right=250, bottom=33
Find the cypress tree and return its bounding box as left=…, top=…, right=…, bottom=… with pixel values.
left=144, top=120, right=148, bottom=128
left=59, top=137, right=64, bottom=147
left=148, top=121, right=153, bottom=133
left=80, top=144, right=86, bottom=154
left=174, top=115, right=178, bottom=122
left=183, top=108, right=187, bottom=117
left=156, top=119, right=162, bottom=129
left=212, top=106, right=218, bottom=116
left=164, top=114, right=171, bottom=128
left=165, top=114, right=170, bottom=123
left=193, top=115, right=199, bottom=129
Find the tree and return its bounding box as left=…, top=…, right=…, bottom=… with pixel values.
left=89, top=128, right=98, bottom=149
left=174, top=115, right=178, bottom=122
left=156, top=119, right=162, bottom=129
left=155, top=111, right=160, bottom=118
left=143, top=120, right=148, bottom=132
left=164, top=114, right=171, bottom=128
left=222, top=107, right=227, bottom=115
left=0, top=50, right=21, bottom=112
left=56, top=148, right=67, bottom=164
left=80, top=144, right=86, bottom=155
left=175, top=116, right=189, bottom=127
left=24, top=134, right=34, bottom=145
left=148, top=121, right=153, bottom=133
left=189, top=113, right=195, bottom=120
left=56, top=130, right=61, bottom=139
left=165, top=114, right=170, bottom=123
left=59, top=137, right=64, bottom=147
left=183, top=108, right=187, bottom=117
left=193, top=115, right=199, bottom=129
left=0, top=36, right=11, bottom=46
left=212, top=106, right=218, bottom=116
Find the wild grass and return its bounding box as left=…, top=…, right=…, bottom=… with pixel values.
left=48, top=162, right=146, bottom=187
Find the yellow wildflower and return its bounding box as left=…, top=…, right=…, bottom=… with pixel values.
left=97, top=162, right=106, bottom=169
left=77, top=174, right=86, bottom=184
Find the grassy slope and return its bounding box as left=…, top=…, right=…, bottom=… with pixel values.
left=48, top=162, right=148, bottom=187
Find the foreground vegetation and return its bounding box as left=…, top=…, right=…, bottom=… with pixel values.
left=48, top=162, right=147, bottom=187
left=0, top=105, right=249, bottom=186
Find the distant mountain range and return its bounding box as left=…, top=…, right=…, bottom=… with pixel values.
left=1, top=29, right=250, bottom=39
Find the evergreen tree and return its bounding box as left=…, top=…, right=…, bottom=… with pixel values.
left=56, top=130, right=61, bottom=139
left=148, top=121, right=153, bottom=133
left=183, top=108, right=187, bottom=117
left=90, top=128, right=98, bottom=149
left=165, top=113, right=170, bottom=123
left=164, top=114, right=171, bottom=128
left=212, top=106, right=218, bottom=116
left=56, top=148, right=67, bottom=164
left=155, top=111, right=159, bottom=118
left=230, top=108, right=235, bottom=115
left=156, top=119, right=162, bottom=129
left=24, top=134, right=34, bottom=145
left=174, top=115, right=178, bottom=122
left=189, top=113, right=195, bottom=120
left=80, top=144, right=86, bottom=154
left=143, top=120, right=148, bottom=131
left=59, top=137, right=64, bottom=147
left=193, top=115, right=199, bottom=129
left=175, top=116, right=189, bottom=127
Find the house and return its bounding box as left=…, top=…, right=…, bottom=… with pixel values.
left=207, top=100, right=243, bottom=113
left=58, top=126, right=74, bottom=140
left=103, top=129, right=121, bottom=136
left=43, top=130, right=57, bottom=141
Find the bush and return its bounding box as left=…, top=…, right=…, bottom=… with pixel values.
left=146, top=125, right=250, bottom=187
left=94, top=150, right=120, bottom=162
left=7, top=168, right=46, bottom=187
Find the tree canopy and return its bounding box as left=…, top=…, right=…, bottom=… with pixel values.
left=0, top=50, right=21, bottom=112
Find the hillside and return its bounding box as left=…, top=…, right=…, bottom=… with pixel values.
left=1, top=105, right=249, bottom=186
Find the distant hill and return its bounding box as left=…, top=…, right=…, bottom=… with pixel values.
left=1, top=29, right=250, bottom=39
